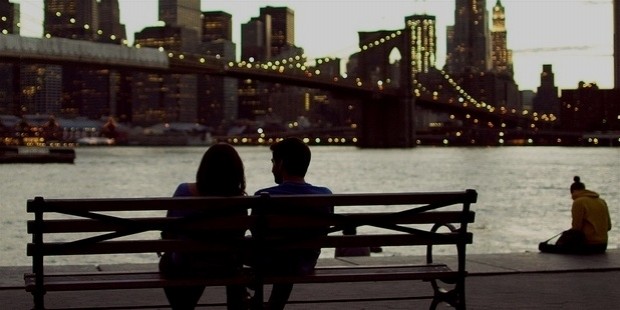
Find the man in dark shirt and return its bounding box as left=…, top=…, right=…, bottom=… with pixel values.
left=253, top=137, right=333, bottom=309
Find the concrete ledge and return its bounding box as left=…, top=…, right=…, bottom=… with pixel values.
left=4, top=249, right=619, bottom=289
left=4, top=250, right=620, bottom=309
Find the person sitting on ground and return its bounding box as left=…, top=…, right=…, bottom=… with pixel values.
left=159, top=143, right=248, bottom=310
left=539, top=176, right=612, bottom=254
left=335, top=226, right=371, bottom=257
left=251, top=137, right=333, bottom=310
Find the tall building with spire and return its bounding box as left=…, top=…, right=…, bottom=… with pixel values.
left=490, top=0, right=512, bottom=76
left=445, top=0, right=491, bottom=75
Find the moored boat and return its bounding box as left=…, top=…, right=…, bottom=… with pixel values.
left=0, top=146, right=76, bottom=164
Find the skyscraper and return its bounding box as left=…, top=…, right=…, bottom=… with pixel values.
left=133, top=26, right=199, bottom=124
left=241, top=17, right=266, bottom=61
left=44, top=0, right=99, bottom=41
left=199, top=11, right=238, bottom=127
left=159, top=0, right=201, bottom=34
left=446, top=0, right=491, bottom=75
left=239, top=7, right=296, bottom=121
left=0, top=0, right=20, bottom=114
left=259, top=6, right=295, bottom=60
left=490, top=0, right=512, bottom=76
left=533, top=64, right=560, bottom=116
left=201, top=11, right=232, bottom=42
left=405, top=14, right=437, bottom=74
left=126, top=1, right=203, bottom=125
left=614, top=0, right=619, bottom=89
left=43, top=0, right=129, bottom=120
left=97, top=0, right=126, bottom=45
left=0, top=0, right=19, bottom=34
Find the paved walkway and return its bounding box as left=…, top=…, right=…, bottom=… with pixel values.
left=2, top=249, right=619, bottom=309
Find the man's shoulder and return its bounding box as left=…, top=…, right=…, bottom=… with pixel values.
left=254, top=183, right=332, bottom=195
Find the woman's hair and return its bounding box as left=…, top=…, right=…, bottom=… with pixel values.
left=196, top=143, right=246, bottom=196
left=570, top=176, right=586, bottom=192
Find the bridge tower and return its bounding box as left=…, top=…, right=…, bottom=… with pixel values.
left=354, top=27, right=416, bottom=148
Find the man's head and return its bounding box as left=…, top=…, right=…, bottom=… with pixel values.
left=270, top=137, right=311, bottom=184
left=570, top=175, right=586, bottom=193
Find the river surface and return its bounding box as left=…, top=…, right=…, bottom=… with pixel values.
left=1, top=146, right=618, bottom=266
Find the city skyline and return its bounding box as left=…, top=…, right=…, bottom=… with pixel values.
left=12, top=0, right=615, bottom=92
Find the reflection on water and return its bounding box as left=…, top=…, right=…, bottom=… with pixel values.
left=1, top=146, right=618, bottom=265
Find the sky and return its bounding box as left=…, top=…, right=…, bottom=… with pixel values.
left=12, top=0, right=614, bottom=91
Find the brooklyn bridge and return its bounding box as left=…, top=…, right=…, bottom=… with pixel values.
left=0, top=34, right=566, bottom=147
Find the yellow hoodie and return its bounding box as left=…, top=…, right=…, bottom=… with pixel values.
left=571, top=189, right=612, bottom=245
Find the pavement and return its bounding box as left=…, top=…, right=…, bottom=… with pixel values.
left=2, top=249, right=620, bottom=309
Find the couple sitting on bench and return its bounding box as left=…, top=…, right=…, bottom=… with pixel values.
left=160, top=137, right=332, bottom=310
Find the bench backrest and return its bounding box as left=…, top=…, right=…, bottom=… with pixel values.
left=27, top=190, right=477, bottom=266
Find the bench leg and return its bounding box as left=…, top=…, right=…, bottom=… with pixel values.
left=32, top=290, right=44, bottom=310
left=429, top=280, right=465, bottom=310
left=250, top=283, right=264, bottom=310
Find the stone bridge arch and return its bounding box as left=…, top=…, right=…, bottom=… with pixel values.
left=354, top=28, right=416, bottom=148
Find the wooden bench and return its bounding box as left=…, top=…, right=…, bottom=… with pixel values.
left=25, top=189, right=477, bottom=309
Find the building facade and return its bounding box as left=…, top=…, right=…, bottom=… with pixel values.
left=445, top=0, right=491, bottom=75
left=201, top=11, right=232, bottom=42
left=133, top=25, right=199, bottom=125
left=615, top=0, right=619, bottom=89
left=0, top=0, right=20, bottom=114
left=0, top=0, right=19, bottom=34
left=239, top=7, right=299, bottom=122
left=44, top=0, right=99, bottom=41
left=259, top=6, right=295, bottom=60
left=561, top=84, right=620, bottom=132
left=159, top=0, right=201, bottom=36
left=97, top=0, right=127, bottom=45
left=199, top=11, right=238, bottom=130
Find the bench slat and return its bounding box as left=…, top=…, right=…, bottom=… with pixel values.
left=27, top=233, right=472, bottom=256
left=24, top=271, right=253, bottom=292
left=267, top=264, right=458, bottom=284
left=25, top=264, right=456, bottom=292
left=27, top=191, right=477, bottom=213
left=28, top=211, right=474, bottom=234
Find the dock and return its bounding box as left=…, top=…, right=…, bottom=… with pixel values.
left=2, top=249, right=619, bottom=309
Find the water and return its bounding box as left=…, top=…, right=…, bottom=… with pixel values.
left=1, top=146, right=618, bottom=266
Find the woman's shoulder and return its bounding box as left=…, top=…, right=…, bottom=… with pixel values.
left=173, top=183, right=198, bottom=197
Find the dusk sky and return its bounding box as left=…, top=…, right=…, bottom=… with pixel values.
left=12, top=0, right=614, bottom=91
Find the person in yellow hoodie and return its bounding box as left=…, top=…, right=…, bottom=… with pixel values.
left=539, top=176, right=612, bottom=254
